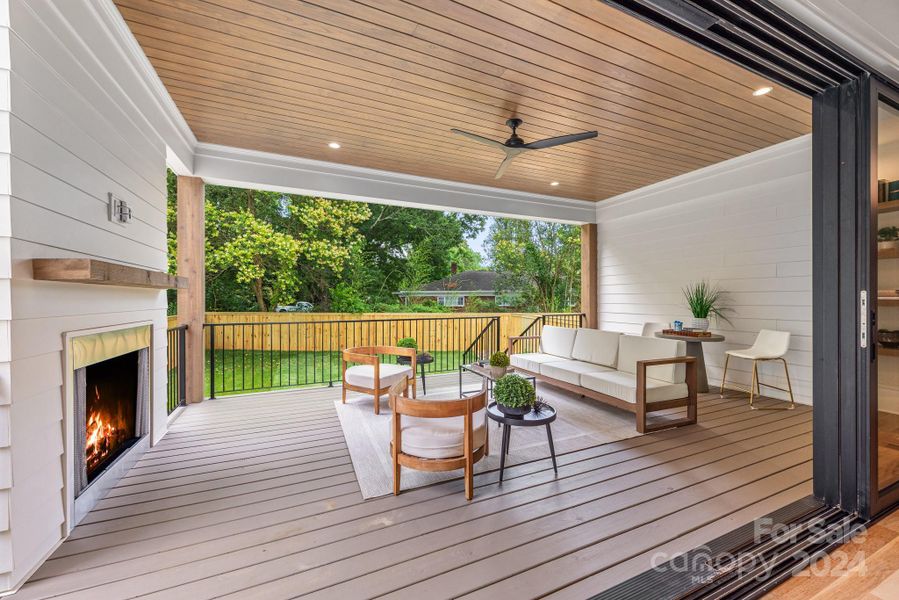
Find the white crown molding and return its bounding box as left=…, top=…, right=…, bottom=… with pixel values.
left=595, top=134, right=811, bottom=221
left=770, top=0, right=899, bottom=83
left=193, top=143, right=597, bottom=223
left=90, top=0, right=196, bottom=173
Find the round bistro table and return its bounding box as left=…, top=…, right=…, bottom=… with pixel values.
left=486, top=401, right=557, bottom=482
left=654, top=332, right=726, bottom=393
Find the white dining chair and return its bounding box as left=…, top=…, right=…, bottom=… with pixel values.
left=641, top=322, right=668, bottom=337
left=720, top=329, right=794, bottom=410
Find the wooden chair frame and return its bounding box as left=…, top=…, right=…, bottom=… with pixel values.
left=389, top=377, right=487, bottom=500
left=508, top=336, right=698, bottom=433
left=341, top=345, right=417, bottom=414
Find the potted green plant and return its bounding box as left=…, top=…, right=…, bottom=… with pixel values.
left=489, top=351, right=510, bottom=379
left=396, top=337, right=418, bottom=365
left=683, top=280, right=731, bottom=331
left=493, top=373, right=535, bottom=417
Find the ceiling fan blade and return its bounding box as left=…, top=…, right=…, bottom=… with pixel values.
left=451, top=129, right=506, bottom=149
left=523, top=131, right=598, bottom=150
left=494, top=153, right=517, bottom=179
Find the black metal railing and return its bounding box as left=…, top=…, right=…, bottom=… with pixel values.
left=167, top=325, right=187, bottom=414
left=511, top=313, right=586, bottom=354
left=205, top=315, right=504, bottom=398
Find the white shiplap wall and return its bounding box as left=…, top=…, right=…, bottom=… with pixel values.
left=1, top=0, right=170, bottom=592
left=596, top=135, right=812, bottom=405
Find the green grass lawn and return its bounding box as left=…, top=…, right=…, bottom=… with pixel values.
left=204, top=350, right=468, bottom=397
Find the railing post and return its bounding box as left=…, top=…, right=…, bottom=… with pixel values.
left=494, top=316, right=500, bottom=356
left=208, top=324, right=216, bottom=399
left=178, top=326, right=186, bottom=405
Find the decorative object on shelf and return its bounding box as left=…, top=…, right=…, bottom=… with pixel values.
left=673, top=320, right=683, bottom=332
left=494, top=373, right=536, bottom=417
left=879, top=226, right=899, bottom=242
left=683, top=280, right=731, bottom=331
left=878, top=329, right=899, bottom=348
left=489, top=351, right=510, bottom=379
left=878, top=240, right=899, bottom=259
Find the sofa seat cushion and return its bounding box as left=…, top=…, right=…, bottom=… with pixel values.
left=539, top=325, right=578, bottom=359
left=540, top=359, right=613, bottom=385
left=345, top=363, right=412, bottom=389
left=581, top=371, right=688, bottom=404
left=570, top=329, right=621, bottom=368
left=510, top=352, right=559, bottom=373
left=400, top=410, right=487, bottom=459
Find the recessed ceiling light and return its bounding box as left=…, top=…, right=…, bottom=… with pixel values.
left=753, top=86, right=773, bottom=97
left=328, top=142, right=341, bottom=149
left=550, top=181, right=560, bottom=186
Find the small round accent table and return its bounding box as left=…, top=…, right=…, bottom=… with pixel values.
left=396, top=353, right=435, bottom=394
left=486, top=402, right=557, bottom=482
left=654, top=332, right=726, bottom=393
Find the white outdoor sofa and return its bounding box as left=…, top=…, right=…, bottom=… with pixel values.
left=508, top=326, right=697, bottom=433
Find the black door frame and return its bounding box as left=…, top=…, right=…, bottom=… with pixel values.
left=599, top=1, right=898, bottom=520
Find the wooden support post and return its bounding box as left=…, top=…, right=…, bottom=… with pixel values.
left=580, top=223, right=598, bottom=329
left=176, top=176, right=205, bottom=403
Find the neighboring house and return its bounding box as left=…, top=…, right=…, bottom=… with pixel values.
left=395, top=268, right=518, bottom=309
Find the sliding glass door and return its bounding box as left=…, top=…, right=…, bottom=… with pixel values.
left=869, top=80, right=899, bottom=514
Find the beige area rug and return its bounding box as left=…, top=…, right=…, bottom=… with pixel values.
left=335, top=373, right=643, bottom=499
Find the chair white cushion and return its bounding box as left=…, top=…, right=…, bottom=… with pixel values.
left=581, top=371, right=688, bottom=404
left=345, top=363, right=412, bottom=389
left=540, top=359, right=613, bottom=385
left=539, top=325, right=578, bottom=359
left=570, top=328, right=621, bottom=368
left=400, top=409, right=487, bottom=459
left=510, top=352, right=559, bottom=373
left=616, top=335, right=686, bottom=383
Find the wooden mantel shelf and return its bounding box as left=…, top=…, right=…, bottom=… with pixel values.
left=32, top=259, right=187, bottom=289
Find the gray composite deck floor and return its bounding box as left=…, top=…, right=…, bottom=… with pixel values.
left=14, top=373, right=812, bottom=599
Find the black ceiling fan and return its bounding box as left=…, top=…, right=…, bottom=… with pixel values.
left=451, top=118, right=598, bottom=179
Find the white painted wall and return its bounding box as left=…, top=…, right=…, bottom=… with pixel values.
left=596, top=135, right=812, bottom=405
left=0, top=0, right=169, bottom=592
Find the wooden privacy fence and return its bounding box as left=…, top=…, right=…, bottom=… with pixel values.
left=167, top=312, right=552, bottom=351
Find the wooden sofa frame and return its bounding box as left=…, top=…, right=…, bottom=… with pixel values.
left=508, top=335, right=698, bottom=433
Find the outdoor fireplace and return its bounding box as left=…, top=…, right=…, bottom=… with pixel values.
left=82, top=351, right=140, bottom=483
left=68, top=324, right=151, bottom=525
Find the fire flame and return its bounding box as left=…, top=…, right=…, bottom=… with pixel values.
left=85, top=385, right=125, bottom=472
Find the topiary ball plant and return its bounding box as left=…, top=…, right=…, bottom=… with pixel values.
left=489, top=351, right=510, bottom=368
left=494, top=374, right=536, bottom=417
left=397, top=337, right=417, bottom=350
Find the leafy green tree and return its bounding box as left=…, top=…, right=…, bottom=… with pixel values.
left=487, top=219, right=581, bottom=312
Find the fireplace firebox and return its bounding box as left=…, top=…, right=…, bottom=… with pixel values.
left=84, top=350, right=140, bottom=483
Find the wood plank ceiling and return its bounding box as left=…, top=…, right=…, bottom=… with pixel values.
left=114, top=0, right=813, bottom=203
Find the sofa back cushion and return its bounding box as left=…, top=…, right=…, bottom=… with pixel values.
left=570, top=328, right=621, bottom=368
left=616, top=335, right=686, bottom=383
left=539, top=326, right=578, bottom=359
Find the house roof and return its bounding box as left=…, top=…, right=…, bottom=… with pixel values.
left=402, top=270, right=499, bottom=294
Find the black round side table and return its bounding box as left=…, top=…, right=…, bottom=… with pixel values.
left=486, top=402, right=557, bottom=482
left=396, top=353, right=435, bottom=394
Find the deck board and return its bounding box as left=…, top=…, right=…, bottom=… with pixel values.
left=14, top=374, right=812, bottom=599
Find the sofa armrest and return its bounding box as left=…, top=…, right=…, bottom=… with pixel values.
left=508, top=335, right=540, bottom=355
left=635, top=356, right=697, bottom=434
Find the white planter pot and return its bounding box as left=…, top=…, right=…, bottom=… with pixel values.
left=691, top=317, right=710, bottom=331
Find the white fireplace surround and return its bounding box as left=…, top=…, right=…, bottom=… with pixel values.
left=63, top=322, right=154, bottom=531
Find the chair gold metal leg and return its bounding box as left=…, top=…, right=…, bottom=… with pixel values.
left=781, top=358, right=795, bottom=410
left=720, top=354, right=730, bottom=398
left=749, top=360, right=758, bottom=409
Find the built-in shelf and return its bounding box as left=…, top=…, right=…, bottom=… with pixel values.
left=32, top=258, right=187, bottom=289
left=879, top=241, right=899, bottom=259
left=878, top=201, right=899, bottom=214
left=879, top=346, right=899, bottom=357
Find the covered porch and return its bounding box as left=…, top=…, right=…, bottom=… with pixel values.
left=14, top=374, right=809, bottom=599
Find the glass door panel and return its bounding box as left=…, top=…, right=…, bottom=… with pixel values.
left=876, top=96, right=899, bottom=493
